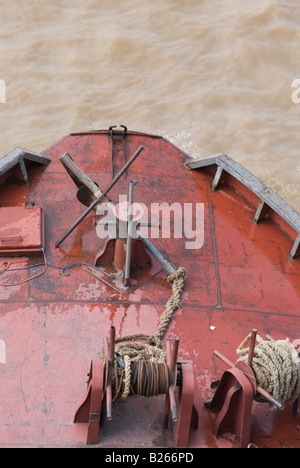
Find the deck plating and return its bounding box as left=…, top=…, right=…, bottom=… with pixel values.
left=0, top=127, right=299, bottom=448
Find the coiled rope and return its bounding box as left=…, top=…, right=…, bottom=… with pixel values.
left=112, top=360, right=170, bottom=403
left=236, top=334, right=300, bottom=410
left=100, top=267, right=187, bottom=401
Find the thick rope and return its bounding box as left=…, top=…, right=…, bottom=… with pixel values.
left=236, top=334, right=300, bottom=410
left=112, top=360, right=170, bottom=402
left=100, top=267, right=187, bottom=401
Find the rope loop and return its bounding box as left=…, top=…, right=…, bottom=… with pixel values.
left=100, top=267, right=187, bottom=402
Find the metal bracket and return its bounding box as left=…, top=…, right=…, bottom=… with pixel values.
left=205, top=363, right=255, bottom=448
left=73, top=359, right=105, bottom=444
left=74, top=331, right=198, bottom=447
left=164, top=338, right=198, bottom=447
left=185, top=153, right=300, bottom=258
left=108, top=125, right=127, bottom=140
left=0, top=147, right=51, bottom=185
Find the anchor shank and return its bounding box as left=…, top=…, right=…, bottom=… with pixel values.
left=55, top=145, right=144, bottom=247
left=59, top=152, right=101, bottom=193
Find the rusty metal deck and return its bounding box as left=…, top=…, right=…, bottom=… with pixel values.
left=0, top=128, right=299, bottom=448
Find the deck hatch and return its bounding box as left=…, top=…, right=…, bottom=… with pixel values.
left=0, top=206, right=44, bottom=256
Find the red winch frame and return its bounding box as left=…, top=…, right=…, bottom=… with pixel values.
left=74, top=327, right=198, bottom=447
left=205, top=329, right=300, bottom=448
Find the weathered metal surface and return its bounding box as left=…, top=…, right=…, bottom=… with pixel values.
left=0, top=206, right=44, bottom=256
left=0, top=129, right=299, bottom=448
left=185, top=153, right=300, bottom=258
left=0, top=147, right=51, bottom=184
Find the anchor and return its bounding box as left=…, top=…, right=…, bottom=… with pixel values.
left=56, top=146, right=177, bottom=292
left=55, top=144, right=144, bottom=249
left=74, top=327, right=198, bottom=447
